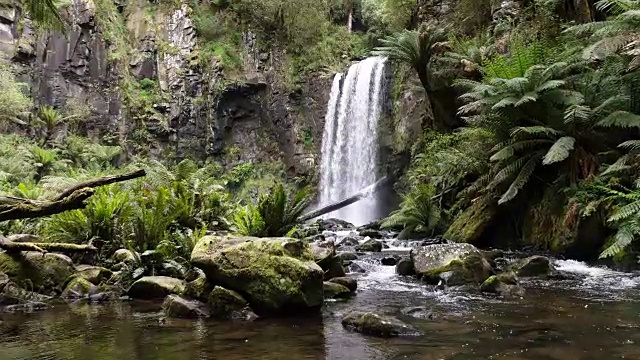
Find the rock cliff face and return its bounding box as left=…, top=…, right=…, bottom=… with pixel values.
left=0, top=0, right=331, bottom=177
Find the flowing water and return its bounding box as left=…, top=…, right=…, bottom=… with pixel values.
left=3, top=236, right=640, bottom=360
left=318, top=57, right=387, bottom=226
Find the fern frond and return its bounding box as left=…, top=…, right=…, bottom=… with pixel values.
left=498, top=154, right=541, bottom=204
left=597, top=111, right=640, bottom=128
left=609, top=200, right=640, bottom=221
left=542, top=137, right=576, bottom=165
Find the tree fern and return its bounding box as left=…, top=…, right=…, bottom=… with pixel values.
left=498, top=154, right=541, bottom=204
left=542, top=136, right=576, bottom=165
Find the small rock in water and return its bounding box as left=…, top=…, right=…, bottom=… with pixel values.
left=340, top=236, right=361, bottom=247
left=516, top=256, right=556, bottom=278
left=346, top=262, right=367, bottom=274
left=401, top=306, right=433, bottom=320
left=337, top=252, right=358, bottom=262
left=323, top=282, right=352, bottom=299
left=355, top=239, right=382, bottom=252
left=341, top=311, right=419, bottom=337
left=395, top=258, right=415, bottom=276
left=381, top=256, right=399, bottom=266
left=162, top=294, right=210, bottom=319
left=359, top=230, right=384, bottom=239
left=328, top=277, right=357, bottom=292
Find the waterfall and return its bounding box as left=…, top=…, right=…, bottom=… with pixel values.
left=318, top=56, right=387, bottom=226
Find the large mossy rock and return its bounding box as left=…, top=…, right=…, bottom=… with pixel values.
left=515, top=256, right=556, bottom=278
left=127, top=276, right=186, bottom=299
left=0, top=281, right=52, bottom=305
left=0, top=252, right=74, bottom=292
left=444, top=199, right=496, bottom=243
left=341, top=311, right=417, bottom=338
left=413, top=243, right=493, bottom=285
left=61, top=277, right=98, bottom=299
left=75, top=265, right=112, bottom=285
left=162, top=294, right=210, bottom=318
left=190, top=236, right=324, bottom=315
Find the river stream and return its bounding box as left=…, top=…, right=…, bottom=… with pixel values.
left=1, top=237, right=640, bottom=360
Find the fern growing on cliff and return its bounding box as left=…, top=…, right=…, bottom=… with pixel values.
left=382, top=184, right=442, bottom=236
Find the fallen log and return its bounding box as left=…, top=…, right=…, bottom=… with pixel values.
left=299, top=176, right=391, bottom=222
left=0, top=169, right=146, bottom=222
left=0, top=235, right=98, bottom=254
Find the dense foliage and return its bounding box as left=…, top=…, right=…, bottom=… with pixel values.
left=380, top=0, right=640, bottom=260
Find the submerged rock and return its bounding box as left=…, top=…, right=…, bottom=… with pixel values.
left=328, top=277, right=357, bottom=292
left=401, top=306, right=433, bottom=320
left=480, top=271, right=524, bottom=297
left=127, top=276, right=186, bottom=299
left=323, top=282, right=352, bottom=299
left=341, top=311, right=417, bottom=337
left=516, top=256, right=556, bottom=278
left=396, top=258, right=415, bottom=276
left=191, top=236, right=324, bottom=315
left=0, top=252, right=74, bottom=292
left=75, top=265, right=113, bottom=285
left=62, top=277, right=98, bottom=299
left=355, top=239, right=382, bottom=252
left=163, top=294, right=209, bottom=318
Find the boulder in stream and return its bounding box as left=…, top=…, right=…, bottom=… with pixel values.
left=381, top=256, right=399, bottom=266
left=127, top=276, right=186, bottom=299
left=341, top=311, right=418, bottom=337
left=359, top=229, right=384, bottom=239
left=328, top=277, right=357, bottom=292
left=0, top=281, right=52, bottom=305
left=355, top=239, right=382, bottom=252
left=191, top=236, right=324, bottom=315
left=480, top=271, right=524, bottom=297
left=413, top=243, right=493, bottom=285
left=208, top=286, right=257, bottom=320
left=323, top=282, right=352, bottom=299
left=112, top=249, right=139, bottom=265
left=184, top=268, right=212, bottom=302
left=340, top=237, right=361, bottom=247
left=396, top=258, right=415, bottom=276
left=75, top=265, right=112, bottom=285
left=163, top=294, right=210, bottom=318
left=61, top=277, right=98, bottom=299
left=515, top=256, right=556, bottom=278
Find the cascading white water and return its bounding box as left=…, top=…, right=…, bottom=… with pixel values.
left=319, top=56, right=387, bottom=225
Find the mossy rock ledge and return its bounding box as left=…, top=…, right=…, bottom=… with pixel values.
left=190, top=235, right=324, bottom=315
left=413, top=243, right=493, bottom=285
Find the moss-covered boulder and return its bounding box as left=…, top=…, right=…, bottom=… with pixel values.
left=355, top=239, right=382, bottom=252
left=480, top=272, right=525, bottom=297
left=323, top=282, right=351, bottom=299
left=444, top=199, right=496, bottom=243
left=75, top=265, right=112, bottom=285
left=61, top=277, right=98, bottom=299
left=515, top=256, right=556, bottom=278
left=162, top=294, right=210, bottom=318
left=208, top=286, right=257, bottom=320
left=396, top=258, right=415, bottom=276
left=328, top=277, right=357, bottom=292
left=0, top=252, right=74, bottom=292
left=414, top=243, right=493, bottom=285
left=190, top=236, right=324, bottom=315
left=341, top=311, right=418, bottom=337
left=127, top=276, right=186, bottom=299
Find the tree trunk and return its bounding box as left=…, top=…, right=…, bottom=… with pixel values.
left=0, top=236, right=97, bottom=254
left=299, top=177, right=390, bottom=222
left=574, top=0, right=594, bottom=23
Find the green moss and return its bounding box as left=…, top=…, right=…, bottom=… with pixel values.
left=445, top=198, right=496, bottom=243
left=208, top=286, right=248, bottom=318
left=0, top=252, right=74, bottom=292
left=422, top=253, right=492, bottom=286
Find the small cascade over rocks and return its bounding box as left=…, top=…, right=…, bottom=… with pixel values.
left=319, top=56, right=388, bottom=226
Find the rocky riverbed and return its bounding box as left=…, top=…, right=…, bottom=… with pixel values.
left=1, top=220, right=640, bottom=359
